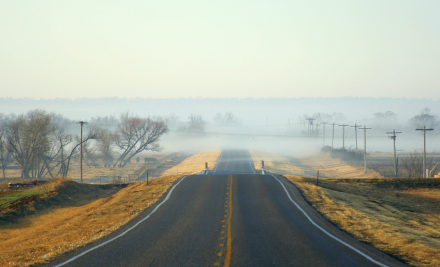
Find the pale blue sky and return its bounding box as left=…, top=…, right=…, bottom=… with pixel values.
left=1, top=1, right=439, bottom=99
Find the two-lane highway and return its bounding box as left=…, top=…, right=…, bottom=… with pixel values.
left=46, top=150, right=408, bottom=267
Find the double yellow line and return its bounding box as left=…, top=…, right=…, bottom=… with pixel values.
left=224, top=175, right=233, bottom=267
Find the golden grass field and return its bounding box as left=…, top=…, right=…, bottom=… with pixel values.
left=249, top=150, right=381, bottom=178
left=249, top=150, right=440, bottom=267
left=0, top=150, right=221, bottom=267
left=2, top=160, right=157, bottom=183
left=161, top=150, right=221, bottom=176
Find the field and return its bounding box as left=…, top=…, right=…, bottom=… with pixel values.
left=249, top=150, right=440, bottom=267
left=0, top=152, right=189, bottom=185
left=249, top=150, right=382, bottom=178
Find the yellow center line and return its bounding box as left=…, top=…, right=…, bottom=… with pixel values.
left=224, top=175, right=233, bottom=267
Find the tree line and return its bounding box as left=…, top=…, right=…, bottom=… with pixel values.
left=0, top=110, right=167, bottom=180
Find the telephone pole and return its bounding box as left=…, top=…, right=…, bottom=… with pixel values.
left=331, top=122, right=336, bottom=150
left=387, top=130, right=402, bottom=178
left=339, top=124, right=349, bottom=150
left=350, top=124, right=362, bottom=153
left=360, top=126, right=372, bottom=173
left=321, top=122, right=328, bottom=146
left=306, top=118, right=316, bottom=135
left=416, top=126, right=434, bottom=178
left=78, top=121, right=87, bottom=183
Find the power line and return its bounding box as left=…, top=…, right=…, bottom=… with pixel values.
left=306, top=118, right=316, bottom=135
left=338, top=124, right=349, bottom=150
left=386, top=129, right=402, bottom=177
left=360, top=126, right=372, bottom=173
left=331, top=122, right=336, bottom=150
left=321, top=122, right=328, bottom=146
left=77, top=121, right=87, bottom=183
left=350, top=124, right=362, bottom=153
left=415, top=125, right=434, bottom=178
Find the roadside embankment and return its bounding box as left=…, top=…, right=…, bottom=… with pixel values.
left=0, top=175, right=182, bottom=266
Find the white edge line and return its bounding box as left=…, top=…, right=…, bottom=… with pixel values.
left=54, top=176, right=188, bottom=267
left=213, top=150, right=223, bottom=174
left=246, top=151, right=256, bottom=174
left=270, top=174, right=389, bottom=267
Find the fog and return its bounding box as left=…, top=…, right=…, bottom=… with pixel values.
left=1, top=97, right=439, bottom=159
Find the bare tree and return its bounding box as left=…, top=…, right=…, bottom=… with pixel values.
left=83, top=140, right=99, bottom=167
left=49, top=126, right=73, bottom=178
left=401, top=151, right=434, bottom=178
left=332, top=112, right=346, bottom=122
left=410, top=107, right=438, bottom=128
left=113, top=114, right=168, bottom=167
left=312, top=113, right=333, bottom=124
left=62, top=127, right=99, bottom=177
left=213, top=112, right=241, bottom=126
left=165, top=113, right=180, bottom=129
left=96, top=129, right=114, bottom=167
left=6, top=110, right=53, bottom=179
left=0, top=125, right=12, bottom=180
left=374, top=111, right=397, bottom=121
left=401, top=152, right=421, bottom=178
left=187, top=114, right=205, bottom=132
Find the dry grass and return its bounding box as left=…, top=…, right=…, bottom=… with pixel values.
left=0, top=175, right=182, bottom=267
left=249, top=150, right=381, bottom=178
left=161, top=150, right=221, bottom=176
left=0, top=153, right=171, bottom=184
left=284, top=176, right=440, bottom=267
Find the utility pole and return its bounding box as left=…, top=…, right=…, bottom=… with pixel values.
left=360, top=126, right=372, bottom=173
left=350, top=124, right=362, bottom=153
left=416, top=125, right=434, bottom=178
left=321, top=122, right=328, bottom=146
left=331, top=122, right=336, bottom=150
left=78, top=121, right=87, bottom=183
left=339, top=124, right=349, bottom=150
left=306, top=118, right=316, bottom=135
left=386, top=130, right=402, bottom=178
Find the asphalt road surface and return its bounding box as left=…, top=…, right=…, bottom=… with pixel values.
left=46, top=150, right=408, bottom=267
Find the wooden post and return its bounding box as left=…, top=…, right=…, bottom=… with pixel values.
left=147, top=169, right=149, bottom=185
left=316, top=171, right=319, bottom=186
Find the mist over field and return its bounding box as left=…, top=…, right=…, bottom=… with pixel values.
left=1, top=97, right=439, bottom=157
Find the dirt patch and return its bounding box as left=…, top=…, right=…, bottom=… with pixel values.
left=285, top=176, right=440, bottom=267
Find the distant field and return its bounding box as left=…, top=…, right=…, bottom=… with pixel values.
left=1, top=152, right=186, bottom=184
left=249, top=150, right=381, bottom=178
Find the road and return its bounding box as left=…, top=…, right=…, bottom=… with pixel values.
left=46, top=150, right=407, bottom=267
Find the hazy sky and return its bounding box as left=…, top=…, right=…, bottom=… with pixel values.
left=1, top=1, right=439, bottom=99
